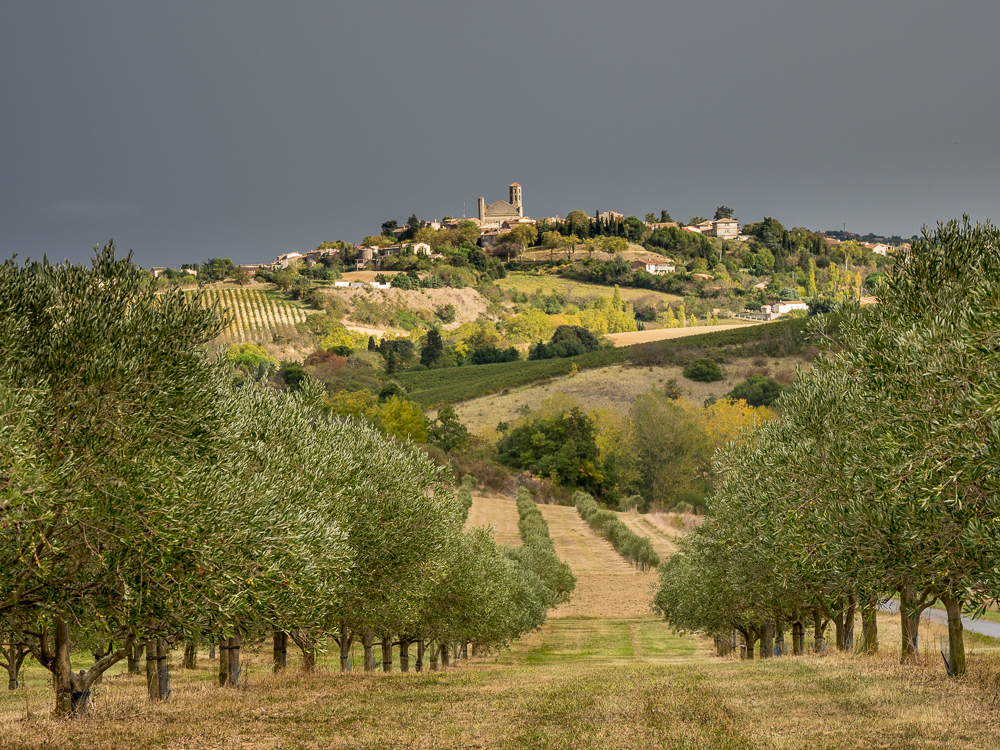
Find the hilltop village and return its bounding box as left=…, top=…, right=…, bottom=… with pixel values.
left=151, top=182, right=904, bottom=325
left=129, top=183, right=911, bottom=519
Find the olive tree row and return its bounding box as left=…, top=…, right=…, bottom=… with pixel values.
left=653, top=218, right=1000, bottom=677
left=0, top=246, right=576, bottom=714
left=573, top=491, right=659, bottom=570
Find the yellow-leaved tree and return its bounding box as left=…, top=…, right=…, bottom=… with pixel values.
left=378, top=396, right=428, bottom=443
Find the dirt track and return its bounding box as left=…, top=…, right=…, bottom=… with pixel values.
left=606, top=323, right=761, bottom=347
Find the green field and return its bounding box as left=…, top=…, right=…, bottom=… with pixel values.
left=498, top=273, right=683, bottom=306
left=396, top=348, right=629, bottom=408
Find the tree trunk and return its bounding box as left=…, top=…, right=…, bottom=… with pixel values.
left=812, top=610, right=825, bottom=653
left=126, top=639, right=138, bottom=675
left=791, top=620, right=804, bottom=655
left=472, top=642, right=479, bottom=657
left=842, top=597, right=857, bottom=651
left=834, top=608, right=845, bottom=652
left=441, top=642, right=450, bottom=668
left=184, top=640, right=197, bottom=670
left=272, top=629, right=287, bottom=673
left=429, top=641, right=439, bottom=672
left=399, top=639, right=411, bottom=673
left=91, top=641, right=108, bottom=684
left=4, top=642, right=29, bottom=690
left=53, top=617, right=74, bottom=717
left=145, top=640, right=160, bottom=701
left=416, top=639, right=425, bottom=673
left=209, top=641, right=216, bottom=660
left=774, top=620, right=785, bottom=656
left=899, top=584, right=921, bottom=663
left=941, top=594, right=967, bottom=677
left=381, top=634, right=393, bottom=673
left=339, top=622, right=353, bottom=673
left=289, top=630, right=316, bottom=673
left=156, top=639, right=171, bottom=701
left=29, top=620, right=130, bottom=716
left=462, top=641, right=469, bottom=663
left=218, top=636, right=230, bottom=687
left=760, top=622, right=774, bottom=659
left=363, top=629, right=374, bottom=672
left=860, top=605, right=878, bottom=654
left=228, top=632, right=241, bottom=687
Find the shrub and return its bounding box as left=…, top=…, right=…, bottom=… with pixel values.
left=470, top=346, right=520, bottom=365
left=682, top=358, right=724, bottom=382
left=436, top=303, right=456, bottom=323
left=727, top=373, right=787, bottom=406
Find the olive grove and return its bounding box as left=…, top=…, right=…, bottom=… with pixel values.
left=0, top=245, right=574, bottom=715
left=653, top=218, right=1000, bottom=677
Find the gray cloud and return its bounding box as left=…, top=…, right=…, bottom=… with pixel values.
left=2, top=1, right=1000, bottom=267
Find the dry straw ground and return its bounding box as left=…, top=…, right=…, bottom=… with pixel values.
left=4, top=496, right=1000, bottom=749
left=452, top=357, right=807, bottom=434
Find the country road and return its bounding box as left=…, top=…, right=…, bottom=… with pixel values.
left=880, top=600, right=1000, bottom=638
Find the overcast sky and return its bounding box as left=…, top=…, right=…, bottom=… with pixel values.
left=3, top=1, right=999, bottom=267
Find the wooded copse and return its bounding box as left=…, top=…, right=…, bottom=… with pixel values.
left=574, top=492, right=659, bottom=570
left=0, top=245, right=573, bottom=716
left=653, top=218, right=1000, bottom=677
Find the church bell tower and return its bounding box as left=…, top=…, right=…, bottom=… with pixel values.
left=509, top=182, right=523, bottom=217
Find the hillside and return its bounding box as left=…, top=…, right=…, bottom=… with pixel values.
left=401, top=316, right=812, bottom=409
left=497, top=274, right=682, bottom=307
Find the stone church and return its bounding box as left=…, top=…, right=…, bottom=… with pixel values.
left=478, top=183, right=523, bottom=223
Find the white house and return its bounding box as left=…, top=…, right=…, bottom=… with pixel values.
left=774, top=301, right=809, bottom=314
left=711, top=218, right=739, bottom=239
left=694, top=218, right=739, bottom=238
left=630, top=260, right=675, bottom=275
left=871, top=243, right=891, bottom=256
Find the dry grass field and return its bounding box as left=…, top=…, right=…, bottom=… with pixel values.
left=497, top=274, right=683, bottom=307
left=5, top=495, right=1000, bottom=749
left=452, top=357, right=806, bottom=433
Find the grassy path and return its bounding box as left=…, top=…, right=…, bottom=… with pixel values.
left=615, top=511, right=679, bottom=559
left=465, top=493, right=522, bottom=546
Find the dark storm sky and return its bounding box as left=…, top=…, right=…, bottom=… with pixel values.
left=3, top=1, right=999, bottom=268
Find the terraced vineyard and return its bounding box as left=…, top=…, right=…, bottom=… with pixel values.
left=195, top=287, right=310, bottom=343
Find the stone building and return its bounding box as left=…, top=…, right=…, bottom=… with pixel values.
left=478, top=182, right=523, bottom=222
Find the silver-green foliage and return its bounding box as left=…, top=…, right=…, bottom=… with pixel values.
left=574, top=491, right=659, bottom=570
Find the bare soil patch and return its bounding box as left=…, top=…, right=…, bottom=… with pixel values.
left=606, top=322, right=760, bottom=347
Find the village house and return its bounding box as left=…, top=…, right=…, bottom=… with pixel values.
left=691, top=218, right=739, bottom=238
left=772, top=300, right=808, bottom=314
left=630, top=260, right=676, bottom=275
left=596, top=210, right=624, bottom=223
